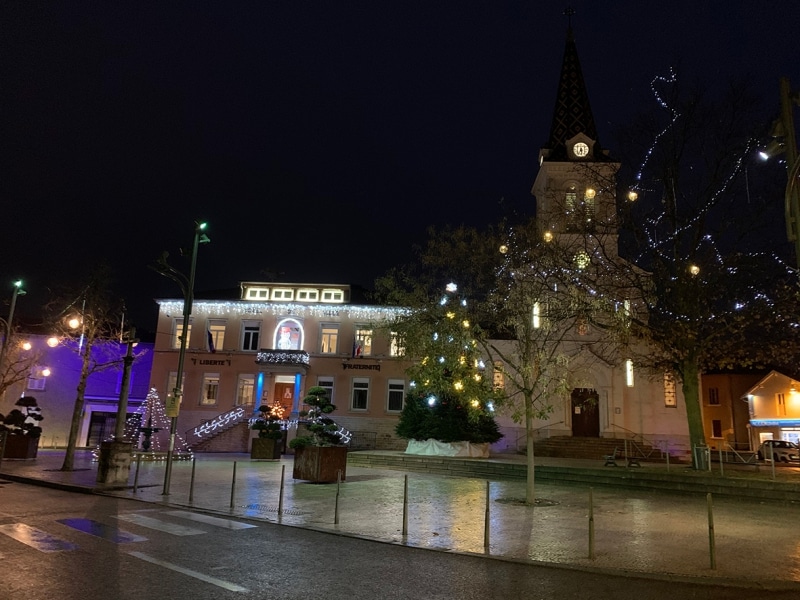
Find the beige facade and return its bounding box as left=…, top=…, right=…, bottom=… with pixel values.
left=149, top=283, right=414, bottom=451
left=742, top=371, right=800, bottom=447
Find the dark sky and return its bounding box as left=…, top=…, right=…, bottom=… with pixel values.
left=3, top=2, right=800, bottom=334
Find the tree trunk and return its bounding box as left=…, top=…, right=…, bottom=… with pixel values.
left=681, top=358, right=705, bottom=469
left=525, top=394, right=535, bottom=504
left=61, top=339, right=92, bottom=471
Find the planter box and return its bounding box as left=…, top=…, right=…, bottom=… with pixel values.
left=251, top=437, right=282, bottom=460
left=292, top=446, right=347, bottom=482
left=2, top=435, right=40, bottom=459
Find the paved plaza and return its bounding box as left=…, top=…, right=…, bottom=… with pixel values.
left=2, top=449, right=799, bottom=591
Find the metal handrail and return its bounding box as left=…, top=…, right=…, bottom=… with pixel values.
left=608, top=424, right=666, bottom=459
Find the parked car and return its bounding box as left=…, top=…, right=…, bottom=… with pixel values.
left=757, top=440, right=800, bottom=463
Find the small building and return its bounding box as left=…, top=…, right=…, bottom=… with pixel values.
left=699, top=372, right=763, bottom=452
left=0, top=334, right=154, bottom=449
left=742, top=370, right=800, bottom=447
left=149, top=282, right=415, bottom=452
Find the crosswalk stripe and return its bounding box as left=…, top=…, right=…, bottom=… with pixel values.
left=163, top=511, right=258, bottom=530
left=128, top=551, right=249, bottom=592
left=57, top=518, right=148, bottom=543
left=112, top=514, right=206, bottom=536
left=0, top=523, right=77, bottom=553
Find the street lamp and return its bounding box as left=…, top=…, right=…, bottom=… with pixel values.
left=0, top=279, right=26, bottom=374
left=152, top=221, right=209, bottom=495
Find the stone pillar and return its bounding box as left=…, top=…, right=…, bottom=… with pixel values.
left=96, top=440, right=134, bottom=485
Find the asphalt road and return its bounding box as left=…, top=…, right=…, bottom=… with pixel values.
left=0, top=480, right=797, bottom=600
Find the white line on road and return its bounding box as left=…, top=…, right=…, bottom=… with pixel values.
left=128, top=551, right=249, bottom=592
left=163, top=510, right=258, bottom=530
left=112, top=514, right=206, bottom=536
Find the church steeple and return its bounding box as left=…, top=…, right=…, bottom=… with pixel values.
left=541, top=24, right=609, bottom=163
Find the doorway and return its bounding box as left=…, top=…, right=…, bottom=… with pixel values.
left=571, top=388, right=600, bottom=437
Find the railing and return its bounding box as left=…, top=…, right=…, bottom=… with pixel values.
left=608, top=424, right=667, bottom=461
left=185, top=406, right=249, bottom=447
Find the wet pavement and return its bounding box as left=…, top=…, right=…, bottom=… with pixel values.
left=2, top=449, right=800, bottom=591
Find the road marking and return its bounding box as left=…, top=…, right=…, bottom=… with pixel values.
left=0, top=523, right=77, bottom=552
left=112, top=514, right=206, bottom=536
left=57, top=518, right=148, bottom=543
left=163, top=511, right=258, bottom=530
left=128, top=551, right=249, bottom=592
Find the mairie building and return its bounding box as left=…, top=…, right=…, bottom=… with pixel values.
left=149, top=282, right=414, bottom=452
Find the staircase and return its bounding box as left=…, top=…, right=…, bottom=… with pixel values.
left=534, top=436, right=660, bottom=461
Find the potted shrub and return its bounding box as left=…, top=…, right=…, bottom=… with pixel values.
left=289, top=386, right=347, bottom=482
left=0, top=396, right=44, bottom=459
left=250, top=403, right=285, bottom=460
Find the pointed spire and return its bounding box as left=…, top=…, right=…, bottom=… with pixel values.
left=542, top=18, right=607, bottom=161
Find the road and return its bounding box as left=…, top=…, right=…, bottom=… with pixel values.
left=0, top=480, right=795, bottom=600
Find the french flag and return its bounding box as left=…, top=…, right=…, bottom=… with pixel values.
left=352, top=338, right=362, bottom=358
left=207, top=322, right=216, bottom=353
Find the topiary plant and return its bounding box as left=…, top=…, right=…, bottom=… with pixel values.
left=289, top=386, right=345, bottom=447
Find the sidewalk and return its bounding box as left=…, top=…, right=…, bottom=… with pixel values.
left=2, top=449, right=800, bottom=591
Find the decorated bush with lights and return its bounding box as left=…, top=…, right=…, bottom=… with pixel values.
left=393, top=283, right=503, bottom=453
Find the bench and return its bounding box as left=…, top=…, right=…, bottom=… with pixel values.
left=603, top=447, right=641, bottom=468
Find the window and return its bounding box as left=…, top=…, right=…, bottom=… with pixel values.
left=271, top=288, right=294, bottom=301
left=166, top=371, right=185, bottom=402
left=708, top=388, right=720, bottom=406
left=236, top=375, right=255, bottom=406
left=246, top=287, right=269, bottom=299
left=320, top=325, right=339, bottom=354
left=387, top=380, right=405, bottom=412
left=664, top=372, right=677, bottom=407
left=351, top=378, right=369, bottom=410
left=532, top=302, right=541, bottom=329
left=711, top=419, right=722, bottom=438
left=274, top=319, right=303, bottom=350
left=354, top=327, right=372, bottom=356
left=27, top=376, right=46, bottom=391
left=777, top=393, right=787, bottom=416
left=493, top=362, right=505, bottom=390
left=321, top=289, right=344, bottom=303
left=317, top=377, right=334, bottom=403
left=390, top=332, right=405, bottom=357
left=173, top=318, right=192, bottom=349
left=565, top=186, right=579, bottom=231
left=201, top=373, right=220, bottom=406
left=241, top=320, right=261, bottom=351
left=207, top=320, right=226, bottom=352
left=297, top=288, right=319, bottom=302
left=625, top=359, right=634, bottom=387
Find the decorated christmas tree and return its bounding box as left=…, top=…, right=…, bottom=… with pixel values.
left=126, top=388, right=193, bottom=459
left=394, top=283, right=502, bottom=449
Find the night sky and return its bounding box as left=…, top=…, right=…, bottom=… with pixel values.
left=3, top=2, right=800, bottom=335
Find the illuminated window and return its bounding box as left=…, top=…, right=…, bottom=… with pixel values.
left=271, top=288, right=294, bottom=301
left=297, top=288, right=319, bottom=302
left=246, top=287, right=269, bottom=299
left=777, top=393, right=787, bottom=416
left=664, top=373, right=677, bottom=407
left=390, top=332, right=405, bottom=357
left=320, top=325, right=339, bottom=354
left=201, top=373, right=220, bottom=406
left=207, top=320, right=226, bottom=352
left=236, top=375, right=255, bottom=406
left=354, top=327, right=373, bottom=356
left=321, top=289, right=345, bottom=303
left=387, top=380, right=405, bottom=412
left=625, top=360, right=634, bottom=387
left=173, top=318, right=192, bottom=350
left=351, top=378, right=369, bottom=410
left=241, top=320, right=261, bottom=351
left=166, top=371, right=184, bottom=398
left=532, top=302, right=541, bottom=329
left=493, top=362, right=505, bottom=390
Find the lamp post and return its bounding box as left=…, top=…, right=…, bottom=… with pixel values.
left=154, top=221, right=209, bottom=495
left=0, top=280, right=26, bottom=376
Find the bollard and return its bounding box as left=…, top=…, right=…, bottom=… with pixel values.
left=402, top=474, right=409, bottom=537
left=133, top=454, right=142, bottom=493
left=278, top=464, right=285, bottom=517
left=770, top=445, right=776, bottom=480
left=665, top=442, right=670, bottom=472
left=719, top=447, right=724, bottom=477
left=188, top=456, right=197, bottom=504
left=229, top=461, right=237, bottom=509
left=588, top=487, right=595, bottom=560
left=334, top=470, right=342, bottom=525
left=483, top=481, right=490, bottom=550
left=707, top=493, right=716, bottom=569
